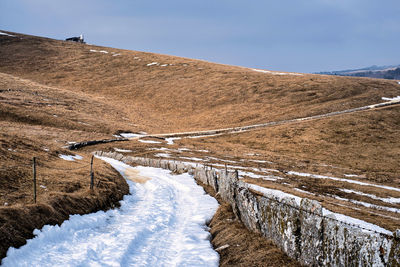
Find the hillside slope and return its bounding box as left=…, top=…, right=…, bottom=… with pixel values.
left=1, top=30, right=400, bottom=259
left=1, top=30, right=400, bottom=133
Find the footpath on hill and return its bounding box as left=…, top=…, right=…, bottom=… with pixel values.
left=2, top=157, right=219, bottom=266
left=69, top=97, right=400, bottom=150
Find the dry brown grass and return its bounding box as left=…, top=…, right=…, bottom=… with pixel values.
left=210, top=203, right=300, bottom=267
left=0, top=71, right=139, bottom=204
left=0, top=67, right=133, bottom=260
left=175, top=107, right=400, bottom=231
left=1, top=30, right=400, bottom=263
left=182, top=107, right=400, bottom=183
left=1, top=31, right=400, bottom=134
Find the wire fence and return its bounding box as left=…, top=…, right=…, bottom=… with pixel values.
left=1, top=155, right=95, bottom=204
left=0, top=161, right=91, bottom=171
left=50, top=163, right=91, bottom=171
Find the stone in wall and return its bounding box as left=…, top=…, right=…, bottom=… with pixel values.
left=186, top=164, right=194, bottom=175
left=121, top=156, right=130, bottom=164
left=218, top=171, right=238, bottom=204
left=149, top=158, right=156, bottom=168
left=322, top=215, right=394, bottom=266
left=256, top=190, right=301, bottom=260
left=299, top=199, right=323, bottom=265
left=176, top=162, right=186, bottom=174
left=234, top=184, right=261, bottom=233
left=160, top=159, right=168, bottom=169
left=167, top=161, right=175, bottom=172
left=195, top=167, right=208, bottom=185
left=206, top=169, right=219, bottom=192
left=389, top=230, right=400, bottom=266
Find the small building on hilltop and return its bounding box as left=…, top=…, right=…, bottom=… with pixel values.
left=65, top=34, right=85, bottom=43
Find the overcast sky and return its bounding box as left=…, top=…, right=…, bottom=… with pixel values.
left=1, top=0, right=399, bottom=73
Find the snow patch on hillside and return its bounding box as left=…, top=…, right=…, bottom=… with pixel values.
left=58, top=154, right=83, bottom=161
left=119, top=132, right=146, bottom=138
left=288, top=171, right=400, bottom=193
left=339, top=189, right=400, bottom=204
left=332, top=195, right=400, bottom=214
left=0, top=32, right=15, bottom=37
left=114, top=148, right=133, bottom=153
left=165, top=137, right=181, bottom=145
left=252, top=69, right=303, bottom=76
left=89, top=49, right=109, bottom=54
left=155, top=153, right=171, bottom=158
left=382, top=96, right=400, bottom=101
left=138, top=139, right=162, bottom=144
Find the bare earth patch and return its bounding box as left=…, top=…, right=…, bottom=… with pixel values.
left=124, top=168, right=152, bottom=184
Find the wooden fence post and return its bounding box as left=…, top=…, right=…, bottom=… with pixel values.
left=90, top=155, right=94, bottom=190
left=33, top=157, right=37, bottom=203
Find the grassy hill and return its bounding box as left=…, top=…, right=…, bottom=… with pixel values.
left=1, top=30, right=400, bottom=133
left=1, top=30, right=400, bottom=259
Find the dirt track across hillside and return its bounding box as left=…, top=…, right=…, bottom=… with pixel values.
left=69, top=98, right=400, bottom=150
left=148, top=98, right=400, bottom=139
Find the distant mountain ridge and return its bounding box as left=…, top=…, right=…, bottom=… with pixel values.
left=317, top=64, right=400, bottom=80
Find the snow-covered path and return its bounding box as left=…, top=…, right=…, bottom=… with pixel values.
left=2, top=157, right=219, bottom=267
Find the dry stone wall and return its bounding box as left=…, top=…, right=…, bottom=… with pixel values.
left=94, top=151, right=400, bottom=267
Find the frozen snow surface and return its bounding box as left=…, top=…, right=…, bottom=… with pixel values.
left=154, top=153, right=171, bottom=158
left=89, top=49, right=109, bottom=54
left=119, top=132, right=146, bottom=138
left=332, top=195, right=400, bottom=214
left=58, top=154, right=83, bottom=161
left=0, top=32, right=15, bottom=37
left=288, top=171, right=400, bottom=193
left=382, top=95, right=400, bottom=101
left=138, top=139, right=162, bottom=144
left=188, top=133, right=223, bottom=139
left=165, top=137, right=181, bottom=145
left=248, top=159, right=270, bottom=164
left=146, top=62, right=159, bottom=66
left=114, top=148, right=133, bottom=153
left=2, top=157, right=219, bottom=267
left=252, top=68, right=303, bottom=76
left=247, top=183, right=302, bottom=206
left=339, top=188, right=400, bottom=204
